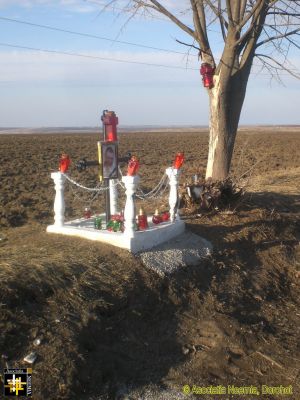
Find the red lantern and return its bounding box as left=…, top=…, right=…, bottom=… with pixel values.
left=200, top=63, right=215, bottom=89
left=101, top=110, right=118, bottom=142
left=138, top=208, right=148, bottom=230
left=152, top=209, right=162, bottom=225
left=59, top=153, right=71, bottom=173
left=161, top=211, right=170, bottom=222
left=127, top=156, right=140, bottom=176
left=84, top=207, right=91, bottom=219
left=173, top=152, right=184, bottom=169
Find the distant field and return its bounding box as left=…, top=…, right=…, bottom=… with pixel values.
left=0, top=124, right=300, bottom=135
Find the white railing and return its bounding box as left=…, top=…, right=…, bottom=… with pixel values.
left=50, top=167, right=181, bottom=235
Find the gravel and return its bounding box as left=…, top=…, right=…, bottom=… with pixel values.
left=138, top=231, right=213, bottom=276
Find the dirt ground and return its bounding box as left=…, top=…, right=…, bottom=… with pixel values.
left=0, top=128, right=300, bottom=399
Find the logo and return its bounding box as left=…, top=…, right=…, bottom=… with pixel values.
left=3, top=368, right=32, bottom=397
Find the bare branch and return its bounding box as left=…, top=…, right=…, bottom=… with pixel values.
left=148, top=0, right=196, bottom=40
left=175, top=38, right=201, bottom=52
left=239, top=0, right=247, bottom=21
left=238, top=0, right=265, bottom=30
left=256, top=27, right=300, bottom=48
left=232, top=0, right=242, bottom=25
left=239, top=2, right=269, bottom=69
left=268, top=12, right=300, bottom=17
left=204, top=0, right=229, bottom=47
left=218, top=0, right=227, bottom=41
left=226, top=0, right=234, bottom=26
left=255, top=53, right=300, bottom=79
left=191, top=0, right=207, bottom=45
left=196, top=0, right=208, bottom=39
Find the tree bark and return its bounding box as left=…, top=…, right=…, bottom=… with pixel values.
left=205, top=67, right=250, bottom=181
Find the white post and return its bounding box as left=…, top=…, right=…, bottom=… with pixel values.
left=166, top=167, right=180, bottom=222
left=122, top=175, right=140, bottom=238
left=51, top=172, right=66, bottom=226
left=109, top=179, right=118, bottom=215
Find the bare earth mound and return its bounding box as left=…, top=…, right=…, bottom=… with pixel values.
left=0, top=129, right=299, bottom=399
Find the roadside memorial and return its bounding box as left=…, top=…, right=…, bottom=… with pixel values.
left=47, top=110, right=185, bottom=253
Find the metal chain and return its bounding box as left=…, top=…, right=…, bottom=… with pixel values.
left=118, top=166, right=169, bottom=200
left=68, top=181, right=104, bottom=208
left=62, top=167, right=170, bottom=203
left=62, top=173, right=122, bottom=191
left=136, top=174, right=169, bottom=200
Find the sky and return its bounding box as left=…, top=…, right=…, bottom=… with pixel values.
left=0, top=0, right=299, bottom=127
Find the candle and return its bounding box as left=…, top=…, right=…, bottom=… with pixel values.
left=84, top=207, right=91, bottom=219
left=138, top=208, right=148, bottom=230
left=152, top=209, right=162, bottom=224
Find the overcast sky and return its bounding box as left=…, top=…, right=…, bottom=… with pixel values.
left=0, top=0, right=299, bottom=127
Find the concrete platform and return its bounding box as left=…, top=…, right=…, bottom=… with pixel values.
left=47, top=215, right=185, bottom=254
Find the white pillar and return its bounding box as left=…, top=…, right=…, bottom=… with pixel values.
left=166, top=167, right=180, bottom=222
left=51, top=172, right=66, bottom=227
left=109, top=179, right=118, bottom=215
left=122, top=175, right=140, bottom=238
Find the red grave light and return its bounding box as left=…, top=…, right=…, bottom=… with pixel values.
left=101, top=110, right=119, bottom=142
left=200, top=63, right=215, bottom=89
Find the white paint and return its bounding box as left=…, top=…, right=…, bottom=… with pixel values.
left=122, top=175, right=140, bottom=238
left=47, top=216, right=185, bottom=254
left=206, top=134, right=219, bottom=179
left=50, top=171, right=66, bottom=226
left=166, top=167, right=180, bottom=222
left=109, top=179, right=118, bottom=215
left=206, top=74, right=221, bottom=179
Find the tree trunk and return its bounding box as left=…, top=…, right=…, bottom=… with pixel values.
left=205, top=71, right=248, bottom=181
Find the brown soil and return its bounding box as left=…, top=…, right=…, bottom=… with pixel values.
left=0, top=129, right=300, bottom=399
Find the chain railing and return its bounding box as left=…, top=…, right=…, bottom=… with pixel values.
left=49, top=166, right=181, bottom=230
left=117, top=167, right=168, bottom=200
left=62, top=173, right=119, bottom=191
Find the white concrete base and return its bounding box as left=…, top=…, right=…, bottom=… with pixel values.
left=47, top=216, right=185, bottom=254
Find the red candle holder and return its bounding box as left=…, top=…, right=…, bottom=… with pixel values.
left=138, top=208, right=148, bottom=230
left=200, top=63, right=215, bottom=89
left=84, top=207, right=91, bottom=219
left=152, top=209, right=162, bottom=225
left=161, top=211, right=170, bottom=222
left=101, top=110, right=118, bottom=142
left=59, top=153, right=71, bottom=173
left=173, top=152, right=184, bottom=169
left=127, top=156, right=140, bottom=176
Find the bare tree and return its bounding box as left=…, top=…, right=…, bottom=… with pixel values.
left=103, top=0, right=300, bottom=180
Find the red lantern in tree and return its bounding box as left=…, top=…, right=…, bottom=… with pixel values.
left=200, top=63, right=215, bottom=89
left=101, top=110, right=118, bottom=142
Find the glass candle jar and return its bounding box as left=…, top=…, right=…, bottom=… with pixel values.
left=138, top=208, right=148, bottom=230
left=84, top=207, right=92, bottom=219
left=161, top=211, right=170, bottom=222
left=59, top=153, right=71, bottom=173
left=127, top=156, right=140, bottom=176
left=94, top=216, right=102, bottom=229
left=152, top=209, right=162, bottom=225
left=173, top=152, right=184, bottom=169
